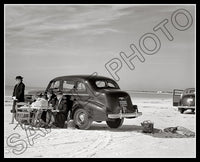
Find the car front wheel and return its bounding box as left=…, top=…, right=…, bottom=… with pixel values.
left=106, top=118, right=124, bottom=128
left=73, top=109, right=93, bottom=130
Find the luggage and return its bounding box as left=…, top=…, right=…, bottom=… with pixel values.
left=141, top=120, right=154, bottom=133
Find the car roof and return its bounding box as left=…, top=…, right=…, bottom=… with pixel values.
left=183, top=88, right=195, bottom=94
left=184, top=88, right=195, bottom=91
left=50, top=75, right=114, bottom=82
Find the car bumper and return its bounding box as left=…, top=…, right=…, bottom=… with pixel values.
left=178, top=106, right=195, bottom=109
left=108, top=112, right=142, bottom=119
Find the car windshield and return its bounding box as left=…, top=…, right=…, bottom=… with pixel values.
left=189, top=89, right=195, bottom=93
left=94, top=80, right=119, bottom=89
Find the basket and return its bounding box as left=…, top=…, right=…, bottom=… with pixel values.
left=141, top=120, right=154, bottom=133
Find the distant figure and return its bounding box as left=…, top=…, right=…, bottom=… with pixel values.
left=10, top=76, right=25, bottom=124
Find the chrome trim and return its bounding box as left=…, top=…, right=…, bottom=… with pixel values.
left=178, top=106, right=195, bottom=109
left=63, top=92, right=90, bottom=96
left=108, top=112, right=142, bottom=119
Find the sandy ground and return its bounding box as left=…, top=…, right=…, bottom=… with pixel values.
left=4, top=95, right=196, bottom=158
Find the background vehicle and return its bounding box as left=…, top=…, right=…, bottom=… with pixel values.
left=25, top=75, right=142, bottom=129
left=173, top=88, right=195, bottom=114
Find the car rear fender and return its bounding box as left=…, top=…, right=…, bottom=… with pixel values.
left=72, top=100, right=107, bottom=121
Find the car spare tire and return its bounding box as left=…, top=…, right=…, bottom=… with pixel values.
left=106, top=118, right=124, bottom=128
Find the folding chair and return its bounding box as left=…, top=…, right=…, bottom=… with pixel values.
left=13, top=102, right=32, bottom=130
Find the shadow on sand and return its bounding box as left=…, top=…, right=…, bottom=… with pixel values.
left=88, top=123, right=195, bottom=139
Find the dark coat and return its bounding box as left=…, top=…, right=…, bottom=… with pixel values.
left=54, top=97, right=68, bottom=128
left=48, top=94, right=57, bottom=107
left=12, top=82, right=25, bottom=102
left=54, top=98, right=68, bottom=113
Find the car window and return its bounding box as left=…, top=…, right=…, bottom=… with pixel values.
left=95, top=80, right=119, bottom=89
left=50, top=81, right=60, bottom=89
left=95, top=79, right=119, bottom=89
left=189, top=89, right=195, bottom=93
left=107, top=81, right=117, bottom=88
left=186, top=90, right=190, bottom=94
left=95, top=81, right=106, bottom=88
left=63, top=80, right=75, bottom=91
left=76, top=82, right=86, bottom=91
left=174, top=90, right=183, bottom=96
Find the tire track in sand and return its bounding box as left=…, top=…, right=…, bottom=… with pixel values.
left=69, top=131, right=111, bottom=158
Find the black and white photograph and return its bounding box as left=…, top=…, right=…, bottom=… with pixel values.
left=4, top=4, right=196, bottom=158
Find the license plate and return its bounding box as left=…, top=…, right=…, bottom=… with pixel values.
left=119, top=98, right=127, bottom=113
left=120, top=100, right=127, bottom=106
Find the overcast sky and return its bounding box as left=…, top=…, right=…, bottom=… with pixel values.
left=5, top=4, right=195, bottom=91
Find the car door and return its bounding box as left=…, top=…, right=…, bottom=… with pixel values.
left=62, top=80, right=75, bottom=109
left=74, top=82, right=91, bottom=101
left=173, top=89, right=183, bottom=106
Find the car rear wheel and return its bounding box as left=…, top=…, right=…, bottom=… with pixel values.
left=73, top=109, right=92, bottom=130
left=106, top=118, right=124, bottom=128
left=179, top=108, right=185, bottom=114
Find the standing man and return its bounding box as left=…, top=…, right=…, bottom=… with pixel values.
left=10, top=76, right=25, bottom=124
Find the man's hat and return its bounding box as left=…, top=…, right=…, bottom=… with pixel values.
left=16, top=76, right=23, bottom=80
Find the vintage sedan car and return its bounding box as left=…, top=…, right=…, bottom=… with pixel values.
left=25, top=75, right=142, bottom=129
left=173, top=88, right=195, bottom=113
